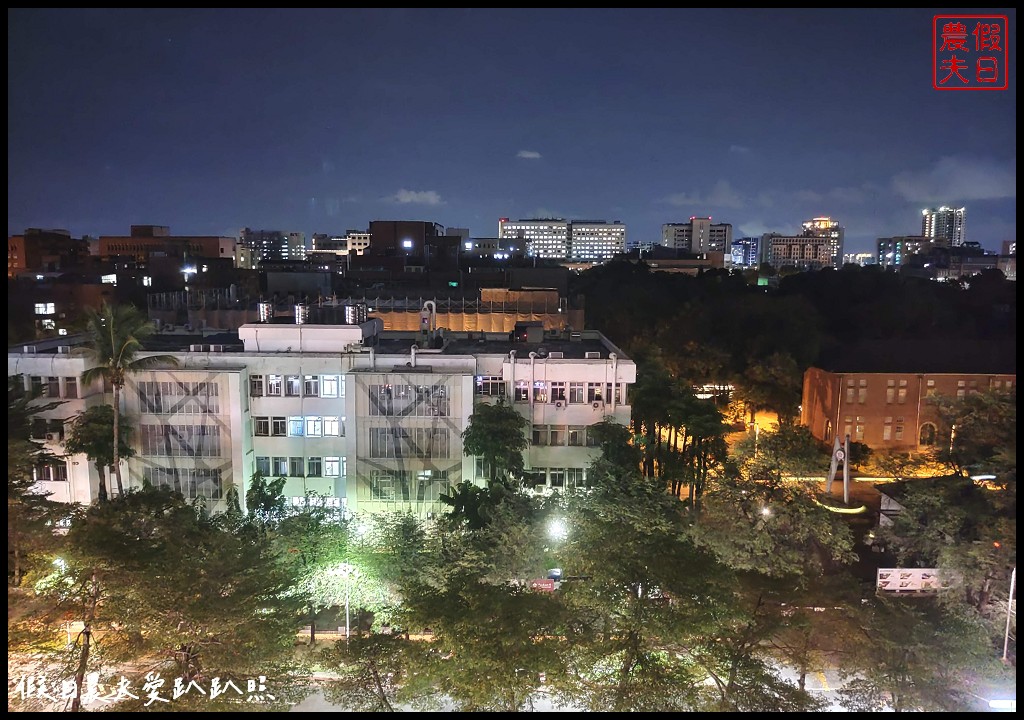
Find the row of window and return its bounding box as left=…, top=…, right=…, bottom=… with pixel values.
left=475, top=377, right=624, bottom=405
left=368, top=384, right=450, bottom=417
left=368, top=428, right=452, bottom=459
left=522, top=467, right=589, bottom=491
left=531, top=424, right=599, bottom=447
left=250, top=374, right=345, bottom=398
left=844, top=377, right=1013, bottom=404
left=364, top=470, right=450, bottom=503
left=143, top=468, right=223, bottom=500
left=33, top=463, right=68, bottom=483
left=31, top=375, right=79, bottom=399
left=253, top=415, right=345, bottom=437
left=138, top=381, right=220, bottom=414
left=255, top=455, right=346, bottom=478
left=140, top=424, right=222, bottom=457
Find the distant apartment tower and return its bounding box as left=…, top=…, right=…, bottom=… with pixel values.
left=498, top=218, right=626, bottom=261
left=238, top=228, right=305, bottom=267
left=662, top=218, right=733, bottom=254
left=921, top=206, right=966, bottom=246
left=729, top=237, right=760, bottom=268
left=762, top=217, right=844, bottom=270
left=876, top=236, right=931, bottom=269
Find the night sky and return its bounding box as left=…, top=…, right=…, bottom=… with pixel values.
left=7, top=8, right=1016, bottom=255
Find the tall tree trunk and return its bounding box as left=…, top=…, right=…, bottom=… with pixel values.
left=71, top=570, right=100, bottom=712
left=95, top=463, right=108, bottom=503
left=112, top=383, right=124, bottom=496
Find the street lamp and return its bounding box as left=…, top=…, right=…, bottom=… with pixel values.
left=1004, top=567, right=1016, bottom=664
left=331, top=562, right=360, bottom=642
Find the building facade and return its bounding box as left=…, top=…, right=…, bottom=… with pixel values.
left=801, top=367, right=1015, bottom=453
left=921, top=206, right=966, bottom=246
left=10, top=322, right=636, bottom=520
left=239, top=228, right=306, bottom=267
left=498, top=218, right=626, bottom=262
left=662, top=218, right=733, bottom=254
left=762, top=217, right=845, bottom=270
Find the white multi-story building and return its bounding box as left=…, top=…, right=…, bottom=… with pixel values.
left=9, top=319, right=636, bottom=520
left=498, top=218, right=570, bottom=259
left=568, top=221, right=627, bottom=262
left=498, top=218, right=626, bottom=262
left=921, top=206, right=966, bottom=247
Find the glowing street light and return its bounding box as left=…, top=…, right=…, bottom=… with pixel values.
left=329, top=562, right=360, bottom=641
left=548, top=517, right=568, bottom=541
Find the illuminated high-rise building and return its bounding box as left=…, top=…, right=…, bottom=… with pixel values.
left=921, top=206, right=966, bottom=246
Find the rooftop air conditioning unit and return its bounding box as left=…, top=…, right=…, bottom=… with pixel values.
left=164, top=324, right=174, bottom=332
left=210, top=344, right=225, bottom=352
left=45, top=432, right=59, bottom=442
left=548, top=351, right=564, bottom=359
left=23, top=345, right=38, bottom=354
left=57, top=345, right=71, bottom=355
left=585, top=351, right=601, bottom=359
left=592, top=401, right=604, bottom=410
left=189, top=344, right=204, bottom=352
left=555, top=400, right=564, bottom=409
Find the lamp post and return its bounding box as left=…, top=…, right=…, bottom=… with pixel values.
left=335, top=562, right=358, bottom=642
left=1004, top=566, right=1016, bottom=664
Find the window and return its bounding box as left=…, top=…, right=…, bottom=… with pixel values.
left=272, top=417, right=287, bottom=436
left=569, top=382, right=585, bottom=404
left=285, top=375, right=301, bottom=397
left=307, top=457, right=322, bottom=477
left=475, top=376, right=507, bottom=397
left=267, top=375, right=283, bottom=396
left=324, top=416, right=342, bottom=436
left=256, top=456, right=271, bottom=477
left=64, top=377, right=78, bottom=399
left=289, top=457, right=304, bottom=477
left=883, top=425, right=892, bottom=441
left=321, top=375, right=340, bottom=398
left=47, top=377, right=60, bottom=398
left=533, top=381, right=547, bottom=403
left=550, top=382, right=566, bottom=402
left=325, top=457, right=343, bottom=477
left=897, top=388, right=906, bottom=404
left=33, top=463, right=68, bottom=482
left=886, top=387, right=895, bottom=404
left=34, top=302, right=55, bottom=315
left=140, top=424, right=222, bottom=457
left=514, top=381, right=530, bottom=402
left=254, top=417, right=270, bottom=436
left=587, top=383, right=604, bottom=403
left=549, top=425, right=566, bottom=446
left=845, top=379, right=855, bottom=404
left=288, top=417, right=304, bottom=436
left=894, top=424, right=904, bottom=441
left=567, top=468, right=586, bottom=490
left=144, top=468, right=222, bottom=500
left=370, top=472, right=396, bottom=501
left=857, top=379, right=867, bottom=404
left=304, top=375, right=320, bottom=396
left=568, top=426, right=585, bottom=446
left=272, top=456, right=288, bottom=477
left=532, top=425, right=547, bottom=446
left=605, top=383, right=621, bottom=404
left=250, top=375, right=265, bottom=397
left=304, top=416, right=323, bottom=437
left=549, top=468, right=565, bottom=489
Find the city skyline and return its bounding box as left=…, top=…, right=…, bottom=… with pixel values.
left=8, top=9, right=1016, bottom=256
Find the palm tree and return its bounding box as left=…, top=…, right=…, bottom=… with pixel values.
left=80, top=303, right=180, bottom=497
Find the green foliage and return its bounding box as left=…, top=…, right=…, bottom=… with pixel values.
left=461, top=397, right=528, bottom=483
left=13, top=485, right=309, bottom=712
left=79, top=302, right=181, bottom=496
left=836, top=597, right=1000, bottom=712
